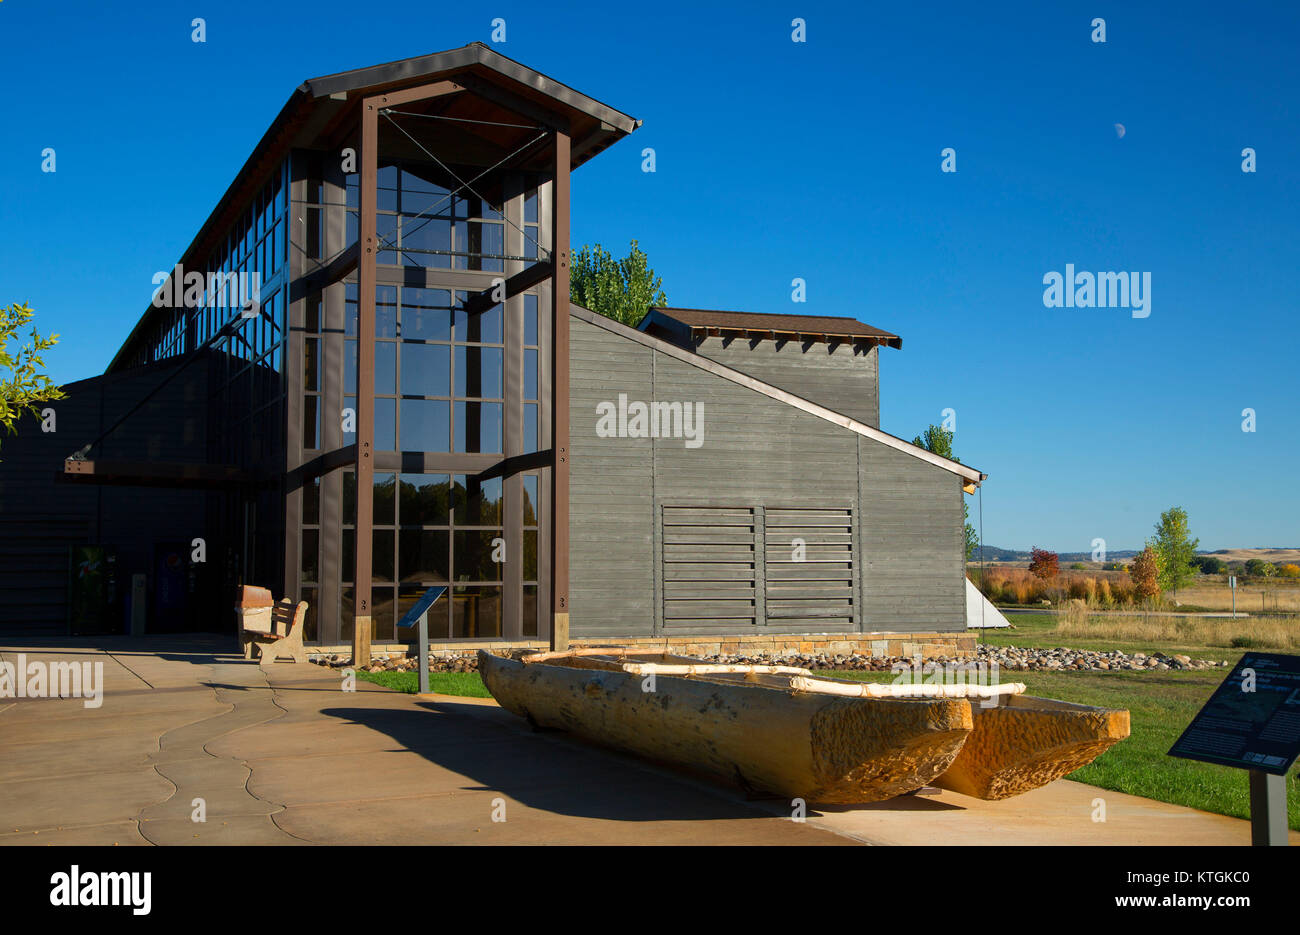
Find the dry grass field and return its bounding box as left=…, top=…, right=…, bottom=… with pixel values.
left=1055, top=610, right=1300, bottom=651
left=1174, top=581, right=1300, bottom=613
left=971, top=560, right=1300, bottom=612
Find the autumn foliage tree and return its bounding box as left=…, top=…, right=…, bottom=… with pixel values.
left=1028, top=547, right=1059, bottom=580
left=1129, top=546, right=1161, bottom=601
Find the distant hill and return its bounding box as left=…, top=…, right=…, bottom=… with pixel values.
left=975, top=546, right=1300, bottom=565
left=976, top=546, right=1140, bottom=563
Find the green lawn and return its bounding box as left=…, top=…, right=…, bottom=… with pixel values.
left=354, top=669, right=493, bottom=698
left=815, top=666, right=1299, bottom=830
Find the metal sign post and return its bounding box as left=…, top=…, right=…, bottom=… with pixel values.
left=1169, top=651, right=1300, bottom=846
left=1249, top=770, right=1289, bottom=846
left=396, top=586, right=447, bottom=695
left=1229, top=575, right=1237, bottom=618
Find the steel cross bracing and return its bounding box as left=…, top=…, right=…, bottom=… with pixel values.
left=377, top=108, right=551, bottom=263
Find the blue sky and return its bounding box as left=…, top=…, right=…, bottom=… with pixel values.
left=2, top=0, right=1296, bottom=551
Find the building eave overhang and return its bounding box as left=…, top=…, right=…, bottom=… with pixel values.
left=637, top=307, right=903, bottom=350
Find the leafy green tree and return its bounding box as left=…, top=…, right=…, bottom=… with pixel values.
left=1190, top=555, right=1223, bottom=575
left=1244, top=558, right=1276, bottom=579
left=1, top=303, right=65, bottom=450
left=911, top=424, right=979, bottom=561
left=1151, top=507, right=1199, bottom=595
left=569, top=240, right=667, bottom=327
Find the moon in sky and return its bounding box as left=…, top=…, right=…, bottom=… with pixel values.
left=1114, top=123, right=1126, bottom=138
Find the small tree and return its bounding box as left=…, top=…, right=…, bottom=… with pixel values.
left=1151, top=506, right=1199, bottom=595
left=1192, top=555, right=1226, bottom=575
left=1028, top=547, right=1059, bottom=580
left=911, top=423, right=980, bottom=561
left=569, top=240, right=667, bottom=328
left=1129, top=546, right=1160, bottom=601
left=1277, top=563, right=1300, bottom=579
left=1245, top=559, right=1276, bottom=579
left=2, top=302, right=65, bottom=451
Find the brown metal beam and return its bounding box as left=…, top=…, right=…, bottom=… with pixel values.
left=550, top=130, right=571, bottom=651
left=353, top=96, right=379, bottom=667
left=368, top=80, right=465, bottom=110
left=286, top=444, right=359, bottom=486
left=291, top=242, right=359, bottom=302
left=61, top=458, right=266, bottom=490
left=461, top=260, right=555, bottom=316
left=473, top=449, right=553, bottom=485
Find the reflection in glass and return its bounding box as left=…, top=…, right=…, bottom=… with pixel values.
left=522, top=475, right=538, bottom=526
left=399, top=529, right=449, bottom=583
left=400, top=473, right=450, bottom=525
left=303, top=477, right=320, bottom=525
left=372, top=588, right=395, bottom=641
left=523, top=403, right=537, bottom=454
left=454, top=346, right=502, bottom=398
left=453, top=585, right=501, bottom=638
left=401, top=343, right=450, bottom=397
left=399, top=398, right=450, bottom=452
left=376, top=342, right=396, bottom=394
left=374, top=473, right=396, bottom=525
left=453, top=475, right=502, bottom=525
left=373, top=529, right=395, bottom=582
left=401, top=288, right=452, bottom=340
left=454, top=401, right=501, bottom=453
left=524, top=349, right=538, bottom=400
left=524, top=294, right=538, bottom=345
left=375, top=398, right=396, bottom=451
left=523, top=529, right=537, bottom=580
left=522, top=584, right=537, bottom=638
left=301, top=529, right=319, bottom=583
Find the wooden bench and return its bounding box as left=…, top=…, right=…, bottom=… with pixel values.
left=237, top=586, right=309, bottom=667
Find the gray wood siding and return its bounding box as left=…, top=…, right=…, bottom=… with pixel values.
left=0, top=361, right=212, bottom=637
left=569, top=314, right=967, bottom=639
left=857, top=436, right=966, bottom=633
left=692, top=337, right=880, bottom=428
left=568, top=316, right=656, bottom=635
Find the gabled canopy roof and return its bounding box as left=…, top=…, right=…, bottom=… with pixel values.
left=109, top=43, right=638, bottom=373
left=639, top=307, right=903, bottom=349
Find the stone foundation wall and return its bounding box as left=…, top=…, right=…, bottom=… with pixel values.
left=308, top=632, right=976, bottom=660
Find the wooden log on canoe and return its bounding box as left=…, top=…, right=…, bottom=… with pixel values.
left=790, top=676, right=1027, bottom=699
left=479, top=650, right=975, bottom=804
left=933, top=694, right=1130, bottom=800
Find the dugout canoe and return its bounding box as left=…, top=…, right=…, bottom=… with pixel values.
left=479, top=648, right=1129, bottom=804
left=478, top=649, right=976, bottom=804
left=932, top=693, right=1130, bottom=800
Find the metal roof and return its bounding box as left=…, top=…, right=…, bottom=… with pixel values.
left=640, top=307, right=902, bottom=349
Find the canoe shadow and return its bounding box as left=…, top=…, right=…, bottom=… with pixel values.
left=813, top=793, right=966, bottom=814
left=318, top=698, right=792, bottom=823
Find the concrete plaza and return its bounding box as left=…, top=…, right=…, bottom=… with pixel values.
left=1, top=640, right=1291, bottom=846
